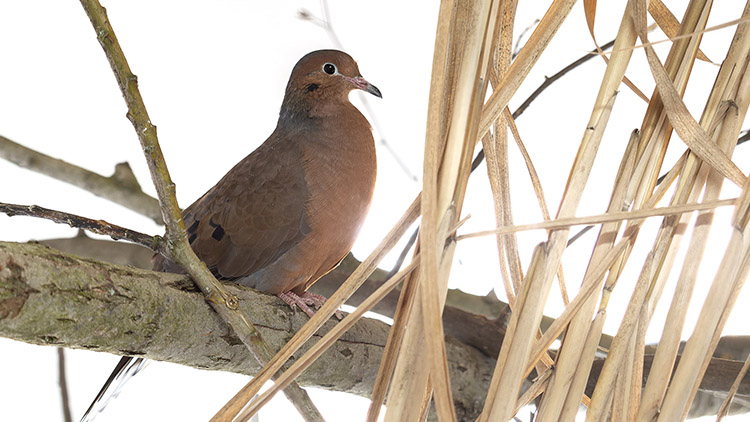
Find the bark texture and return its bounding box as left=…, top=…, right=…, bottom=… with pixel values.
left=0, top=241, right=493, bottom=420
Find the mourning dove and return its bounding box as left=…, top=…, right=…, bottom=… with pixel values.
left=81, top=49, right=380, bottom=421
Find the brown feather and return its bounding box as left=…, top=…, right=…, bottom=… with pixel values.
left=153, top=49, right=378, bottom=295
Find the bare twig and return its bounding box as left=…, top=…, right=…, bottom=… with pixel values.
left=387, top=226, right=419, bottom=278
left=512, top=39, right=617, bottom=119
left=512, top=19, right=541, bottom=59
left=0, top=135, right=162, bottom=224
left=0, top=202, right=161, bottom=250
left=77, top=1, right=323, bottom=420
left=57, top=348, right=73, bottom=422
left=471, top=38, right=617, bottom=173
left=739, top=129, right=750, bottom=145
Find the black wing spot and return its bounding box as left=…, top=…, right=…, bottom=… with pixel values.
left=209, top=218, right=225, bottom=241
left=187, top=219, right=199, bottom=235
left=211, top=225, right=225, bottom=241
left=307, top=83, right=319, bottom=92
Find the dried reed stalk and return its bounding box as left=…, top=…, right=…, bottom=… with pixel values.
left=637, top=2, right=750, bottom=419
left=384, top=0, right=500, bottom=420
left=483, top=0, right=523, bottom=307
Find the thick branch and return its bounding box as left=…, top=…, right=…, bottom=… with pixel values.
left=0, top=241, right=492, bottom=420
left=35, top=232, right=514, bottom=360
left=0, top=135, right=162, bottom=224
left=2, top=241, right=748, bottom=419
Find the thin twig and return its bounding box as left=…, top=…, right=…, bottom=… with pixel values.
left=471, top=38, right=618, bottom=172
left=512, top=39, right=617, bottom=119
left=57, top=348, right=73, bottom=422
left=513, top=19, right=541, bottom=59
left=387, top=226, right=419, bottom=278
left=738, top=129, right=750, bottom=145
left=0, top=202, right=161, bottom=250
left=77, top=1, right=324, bottom=420
left=566, top=225, right=594, bottom=246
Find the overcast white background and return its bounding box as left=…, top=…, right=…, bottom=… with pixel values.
left=1, top=1, right=749, bottom=421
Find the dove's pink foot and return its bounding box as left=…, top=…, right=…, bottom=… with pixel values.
left=278, top=291, right=344, bottom=320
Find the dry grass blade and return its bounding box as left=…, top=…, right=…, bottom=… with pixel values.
left=500, top=103, right=564, bottom=374
left=457, top=198, right=737, bottom=239
left=628, top=0, right=721, bottom=210
left=483, top=67, right=618, bottom=420
left=385, top=0, right=501, bottom=419
left=478, top=0, right=578, bottom=138
left=583, top=0, right=596, bottom=37
left=417, top=0, right=499, bottom=415
left=379, top=1, right=457, bottom=418
left=479, top=243, right=548, bottom=422
left=553, top=130, right=640, bottom=422
left=656, top=221, right=750, bottom=420
left=513, top=367, right=552, bottom=415
left=611, top=14, right=741, bottom=418
left=532, top=10, right=639, bottom=410
left=526, top=239, right=631, bottom=378
left=235, top=261, right=419, bottom=422
left=365, top=256, right=420, bottom=421
left=583, top=0, right=649, bottom=103
left=557, top=309, right=606, bottom=420
left=655, top=80, right=750, bottom=418
left=632, top=1, right=746, bottom=187
left=637, top=4, right=750, bottom=419
left=648, top=0, right=712, bottom=62
left=618, top=16, right=750, bottom=57
left=504, top=108, right=571, bottom=304
left=484, top=0, right=523, bottom=306
left=587, top=252, right=655, bottom=420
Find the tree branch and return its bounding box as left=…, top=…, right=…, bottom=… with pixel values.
left=36, top=232, right=750, bottom=375
left=0, top=241, right=493, bottom=421
left=35, top=231, right=513, bottom=361
left=0, top=203, right=161, bottom=250
left=2, top=241, right=748, bottom=419
left=0, top=135, right=162, bottom=224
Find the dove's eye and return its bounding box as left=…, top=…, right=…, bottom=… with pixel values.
left=323, top=63, right=337, bottom=75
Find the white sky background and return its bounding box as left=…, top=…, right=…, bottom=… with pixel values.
left=0, top=1, right=749, bottom=421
